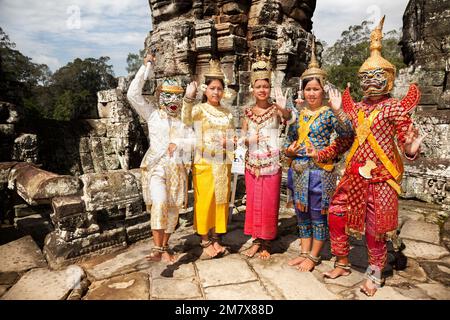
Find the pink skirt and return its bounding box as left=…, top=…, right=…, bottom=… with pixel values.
left=244, top=169, right=281, bottom=240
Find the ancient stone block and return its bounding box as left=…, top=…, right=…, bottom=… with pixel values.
left=109, top=101, right=134, bottom=124
left=1, top=266, right=85, bottom=300
left=402, top=160, right=450, bottom=206
left=0, top=162, right=17, bottom=184
left=83, top=272, right=149, bottom=300
left=80, top=171, right=142, bottom=211
left=106, top=122, right=133, bottom=138
left=14, top=204, right=51, bottom=218
left=0, top=236, right=47, bottom=274
left=8, top=163, right=81, bottom=205
left=97, top=102, right=111, bottom=118
left=0, top=101, right=21, bottom=124
left=51, top=196, right=85, bottom=218
left=399, top=220, right=441, bottom=245
left=83, top=119, right=107, bottom=137
left=79, top=152, right=95, bottom=173
left=0, top=124, right=14, bottom=136
left=43, top=228, right=128, bottom=269
left=97, top=89, right=123, bottom=103
left=12, top=134, right=38, bottom=163
left=89, top=137, right=107, bottom=173
left=126, top=220, right=151, bottom=244
left=217, top=35, right=247, bottom=53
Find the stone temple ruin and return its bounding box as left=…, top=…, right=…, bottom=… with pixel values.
left=0, top=0, right=319, bottom=268
left=394, top=0, right=450, bottom=209
left=0, top=0, right=449, bottom=272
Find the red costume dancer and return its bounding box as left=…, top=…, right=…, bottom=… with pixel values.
left=315, top=16, right=425, bottom=296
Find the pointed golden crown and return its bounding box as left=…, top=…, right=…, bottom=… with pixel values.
left=359, top=16, right=396, bottom=90
left=301, top=37, right=327, bottom=86
left=204, top=59, right=225, bottom=80
left=250, top=47, right=272, bottom=85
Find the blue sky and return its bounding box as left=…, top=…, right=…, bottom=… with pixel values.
left=0, top=0, right=409, bottom=77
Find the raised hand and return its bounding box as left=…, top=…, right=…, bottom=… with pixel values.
left=274, top=87, right=292, bottom=120
left=295, top=90, right=304, bottom=107
left=144, top=53, right=156, bottom=66
left=275, top=87, right=288, bottom=109
left=328, top=88, right=342, bottom=112
left=185, top=81, right=198, bottom=100
left=404, top=124, right=427, bottom=157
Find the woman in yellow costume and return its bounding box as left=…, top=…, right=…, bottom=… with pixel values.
left=182, top=60, right=235, bottom=259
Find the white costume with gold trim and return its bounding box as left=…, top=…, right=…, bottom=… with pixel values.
left=127, top=65, right=194, bottom=233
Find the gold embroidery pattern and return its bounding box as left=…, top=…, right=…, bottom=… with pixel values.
left=191, top=103, right=234, bottom=204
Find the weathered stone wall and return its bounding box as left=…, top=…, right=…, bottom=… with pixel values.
left=394, top=0, right=450, bottom=209
left=144, top=0, right=317, bottom=126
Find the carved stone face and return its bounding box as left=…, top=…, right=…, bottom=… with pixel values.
left=149, top=0, right=193, bottom=23
left=359, top=67, right=389, bottom=97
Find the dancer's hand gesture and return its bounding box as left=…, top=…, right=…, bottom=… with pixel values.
left=404, top=124, right=427, bottom=157
left=295, top=90, right=304, bottom=107
left=185, top=81, right=198, bottom=100
left=143, top=53, right=155, bottom=66
left=328, top=88, right=342, bottom=112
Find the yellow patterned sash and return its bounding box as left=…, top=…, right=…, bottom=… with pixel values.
left=296, top=107, right=334, bottom=172
left=345, top=109, right=403, bottom=194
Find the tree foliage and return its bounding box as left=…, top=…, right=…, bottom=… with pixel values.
left=49, top=57, right=117, bottom=120
left=321, top=21, right=406, bottom=101
left=126, top=48, right=146, bottom=75
left=0, top=27, right=51, bottom=109
left=0, top=27, right=118, bottom=121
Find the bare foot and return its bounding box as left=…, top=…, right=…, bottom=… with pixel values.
left=201, top=243, right=218, bottom=259
left=288, top=255, right=307, bottom=266
left=241, top=244, right=260, bottom=258
left=360, top=279, right=378, bottom=297
left=323, top=266, right=351, bottom=279
left=259, top=249, right=271, bottom=260
left=212, top=241, right=226, bottom=254
left=297, top=257, right=316, bottom=272
left=146, top=251, right=162, bottom=262
left=161, top=251, right=178, bottom=264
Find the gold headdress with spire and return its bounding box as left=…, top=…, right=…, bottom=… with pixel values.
left=250, top=48, right=272, bottom=86
left=300, top=37, right=327, bottom=87
left=204, top=59, right=225, bottom=80
left=358, top=16, right=396, bottom=93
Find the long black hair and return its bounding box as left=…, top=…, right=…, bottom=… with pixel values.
left=202, top=78, right=225, bottom=103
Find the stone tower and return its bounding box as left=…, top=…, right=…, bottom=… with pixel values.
left=394, top=0, right=450, bottom=209
left=144, top=0, right=318, bottom=125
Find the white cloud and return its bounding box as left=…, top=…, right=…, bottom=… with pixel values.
left=1, top=0, right=410, bottom=77
left=0, top=0, right=150, bottom=76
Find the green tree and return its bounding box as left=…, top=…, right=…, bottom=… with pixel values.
left=321, top=21, right=406, bottom=101
left=49, top=57, right=117, bottom=120
left=126, top=48, right=146, bottom=75
left=0, top=27, right=51, bottom=114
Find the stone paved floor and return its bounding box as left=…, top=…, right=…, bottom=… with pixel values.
left=1, top=201, right=449, bottom=300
